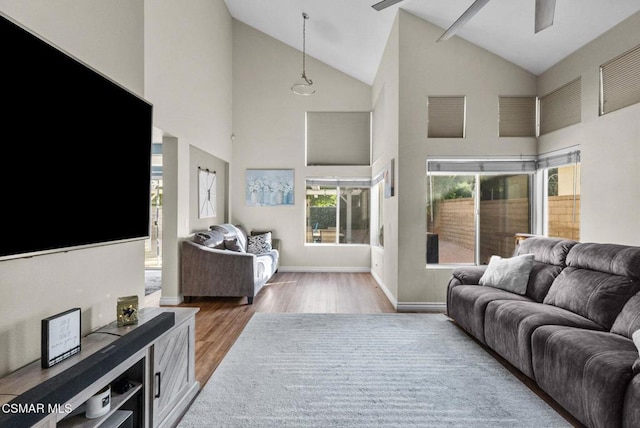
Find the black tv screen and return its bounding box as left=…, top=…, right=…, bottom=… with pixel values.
left=0, top=13, right=153, bottom=260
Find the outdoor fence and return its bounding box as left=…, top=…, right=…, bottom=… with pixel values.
left=428, top=195, right=580, bottom=263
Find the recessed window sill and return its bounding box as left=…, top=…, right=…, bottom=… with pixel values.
left=304, top=243, right=371, bottom=247
left=426, top=263, right=477, bottom=270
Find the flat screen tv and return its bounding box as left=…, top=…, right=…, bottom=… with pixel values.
left=0, top=13, right=153, bottom=260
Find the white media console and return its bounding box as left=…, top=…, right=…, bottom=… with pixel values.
left=0, top=307, right=199, bottom=428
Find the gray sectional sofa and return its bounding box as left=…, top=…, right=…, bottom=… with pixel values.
left=181, top=224, right=279, bottom=304
left=447, top=237, right=640, bottom=428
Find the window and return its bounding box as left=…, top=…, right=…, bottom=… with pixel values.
left=499, top=96, right=537, bottom=137
left=426, top=152, right=580, bottom=265
left=600, top=44, right=640, bottom=115
left=426, top=159, right=536, bottom=265
left=306, top=179, right=370, bottom=245
left=146, top=142, right=163, bottom=268
left=427, top=96, right=466, bottom=138
left=426, top=175, right=476, bottom=264
left=306, top=112, right=371, bottom=166
left=539, top=78, right=582, bottom=135
left=371, top=173, right=384, bottom=247
left=538, top=151, right=581, bottom=241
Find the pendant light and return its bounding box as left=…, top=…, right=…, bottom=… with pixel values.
left=291, top=12, right=315, bottom=95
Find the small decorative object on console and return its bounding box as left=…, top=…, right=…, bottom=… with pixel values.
left=117, top=295, right=139, bottom=327
left=85, top=385, right=111, bottom=419
left=41, top=307, right=81, bottom=368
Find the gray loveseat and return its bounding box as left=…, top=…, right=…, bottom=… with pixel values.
left=181, top=224, right=279, bottom=304
left=447, top=237, right=640, bottom=428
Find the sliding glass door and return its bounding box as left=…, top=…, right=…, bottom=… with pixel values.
left=426, top=173, right=531, bottom=265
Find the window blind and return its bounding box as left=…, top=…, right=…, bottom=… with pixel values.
left=306, top=178, right=372, bottom=187
left=539, top=78, right=582, bottom=135
left=427, top=96, right=466, bottom=138
left=371, top=170, right=385, bottom=186
left=536, top=150, right=580, bottom=169
left=306, top=112, right=371, bottom=166
left=427, top=159, right=537, bottom=173
left=426, top=150, right=580, bottom=174
left=499, top=96, right=537, bottom=137
left=600, top=44, right=640, bottom=115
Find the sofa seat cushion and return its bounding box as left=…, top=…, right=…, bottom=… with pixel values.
left=255, top=251, right=278, bottom=284
left=531, top=326, right=637, bottom=428
left=484, top=300, right=604, bottom=379
left=448, top=285, right=532, bottom=344
left=623, top=376, right=640, bottom=428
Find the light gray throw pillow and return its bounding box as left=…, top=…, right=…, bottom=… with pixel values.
left=479, top=253, right=535, bottom=295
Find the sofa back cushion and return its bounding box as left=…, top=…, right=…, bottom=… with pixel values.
left=564, top=243, right=640, bottom=279
left=234, top=225, right=248, bottom=251
left=543, top=243, right=640, bottom=329
left=525, top=263, right=563, bottom=303
left=514, top=237, right=578, bottom=302
left=611, top=292, right=640, bottom=338
left=515, top=237, right=577, bottom=266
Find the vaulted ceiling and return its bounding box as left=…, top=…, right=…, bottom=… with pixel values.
left=224, top=0, right=640, bottom=85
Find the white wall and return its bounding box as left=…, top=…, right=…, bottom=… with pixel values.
left=371, top=14, right=400, bottom=306
left=0, top=0, right=146, bottom=375
left=230, top=20, right=373, bottom=271
left=0, top=0, right=234, bottom=374
left=144, top=0, right=233, bottom=302
left=537, top=11, right=640, bottom=246
left=395, top=11, right=538, bottom=307
left=0, top=0, right=144, bottom=96
left=144, top=0, right=233, bottom=162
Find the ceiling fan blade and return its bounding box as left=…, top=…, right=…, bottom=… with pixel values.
left=437, top=0, right=491, bottom=42
left=372, top=0, right=405, bottom=12
left=535, top=0, right=556, bottom=33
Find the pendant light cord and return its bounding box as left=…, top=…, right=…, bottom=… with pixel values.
left=302, top=13, right=311, bottom=83
left=291, top=12, right=314, bottom=94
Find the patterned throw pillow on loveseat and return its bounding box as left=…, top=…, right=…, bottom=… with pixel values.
left=247, top=232, right=272, bottom=254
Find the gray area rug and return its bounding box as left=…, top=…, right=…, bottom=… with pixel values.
left=179, top=313, right=570, bottom=428
left=144, top=269, right=161, bottom=295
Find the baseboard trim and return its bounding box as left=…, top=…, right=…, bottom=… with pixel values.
left=278, top=266, right=371, bottom=273
left=160, top=296, right=183, bottom=306
left=370, top=270, right=398, bottom=309
left=397, top=302, right=446, bottom=313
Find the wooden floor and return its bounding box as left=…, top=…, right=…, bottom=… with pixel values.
left=175, top=271, right=583, bottom=427
left=177, top=272, right=395, bottom=386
